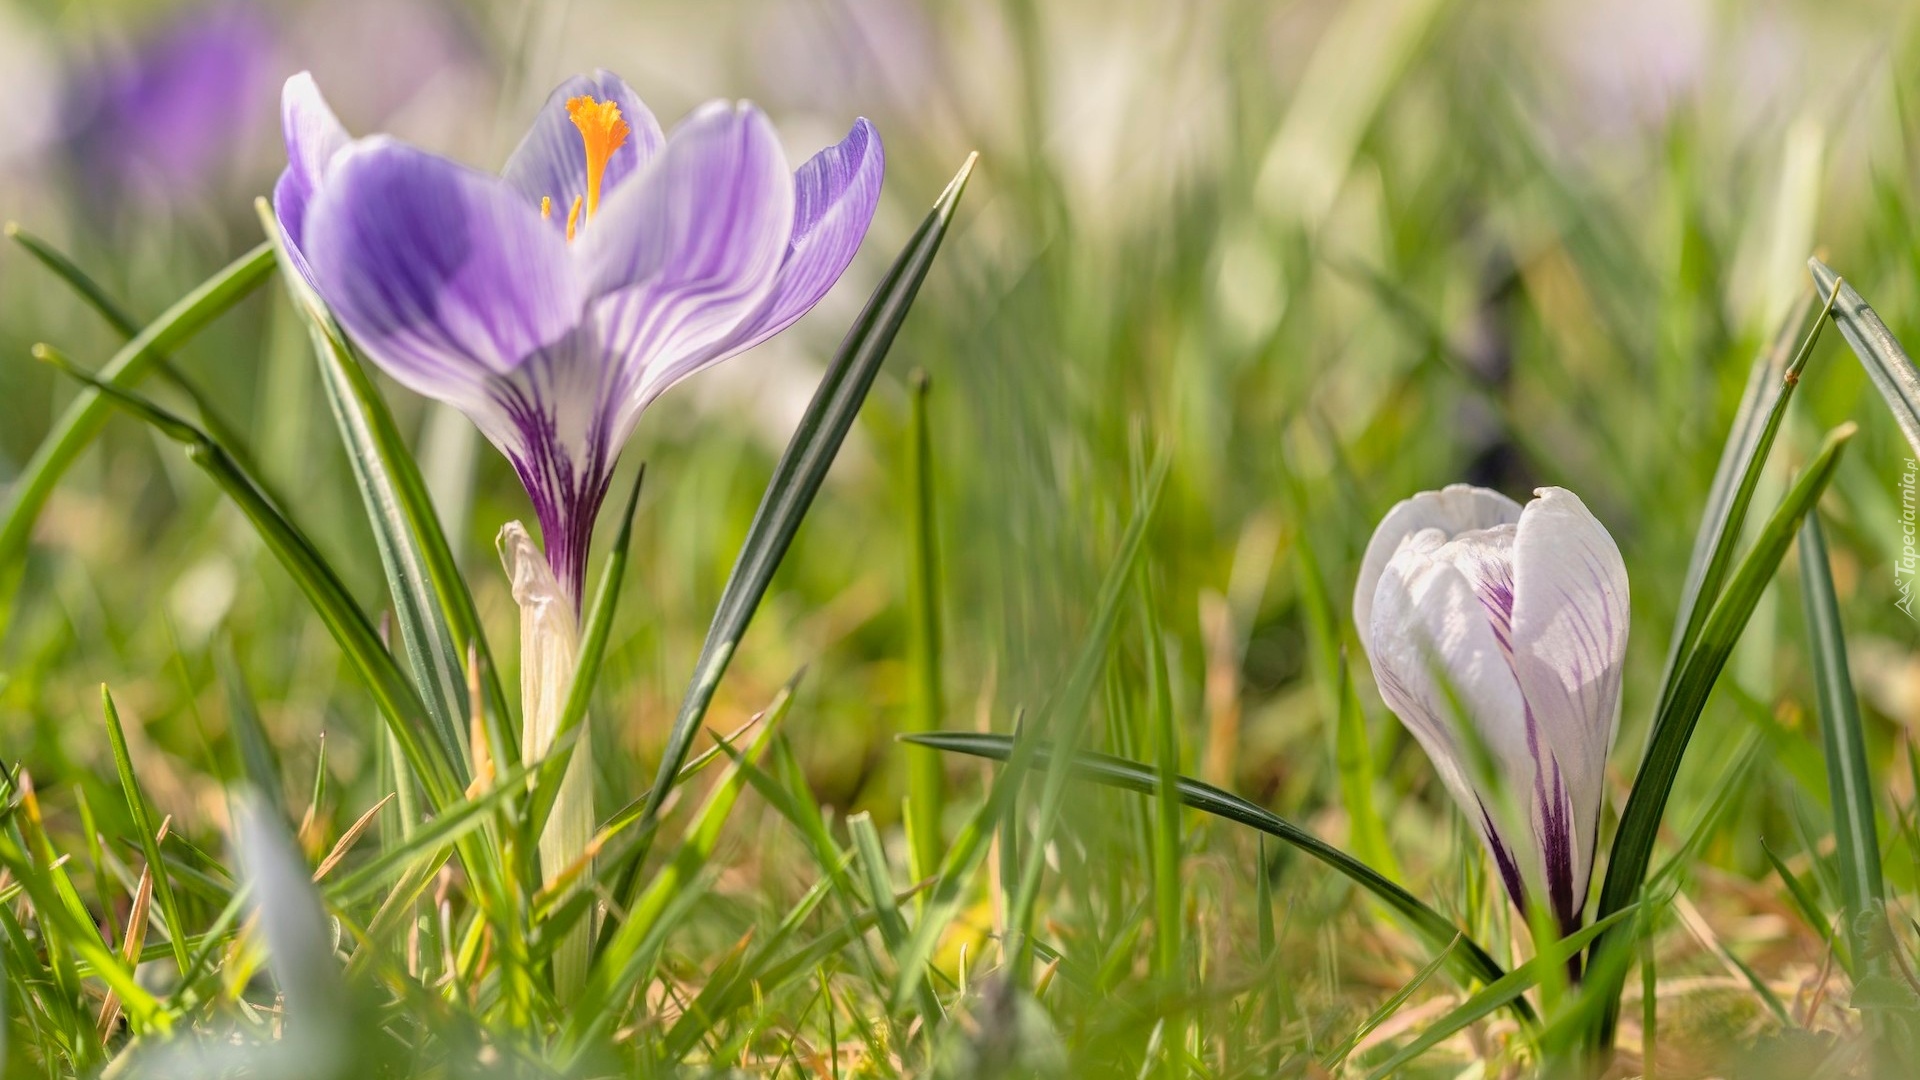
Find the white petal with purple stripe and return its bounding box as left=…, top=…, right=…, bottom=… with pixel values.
left=1358, top=484, right=1628, bottom=936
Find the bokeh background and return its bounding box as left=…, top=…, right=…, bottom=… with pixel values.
left=4, top=0, right=1920, bottom=1067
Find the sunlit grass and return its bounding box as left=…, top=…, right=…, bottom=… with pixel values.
left=3, top=0, right=1920, bottom=1076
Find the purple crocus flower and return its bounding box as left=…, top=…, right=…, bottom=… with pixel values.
left=1354, top=484, right=1629, bottom=942
left=272, top=70, right=884, bottom=604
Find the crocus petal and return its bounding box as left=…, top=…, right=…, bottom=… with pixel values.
left=720, top=117, right=884, bottom=354
left=581, top=100, right=794, bottom=427
left=501, top=69, right=664, bottom=223
left=1369, top=530, right=1537, bottom=911
left=1354, top=484, right=1522, bottom=643
left=1507, top=487, right=1630, bottom=915
left=272, top=72, right=352, bottom=282
left=304, top=137, right=584, bottom=409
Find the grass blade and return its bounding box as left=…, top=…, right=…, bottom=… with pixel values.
left=5, top=224, right=259, bottom=465
left=614, top=153, right=977, bottom=908
left=0, top=242, right=276, bottom=586
left=1141, top=575, right=1182, bottom=987
left=1811, top=259, right=1920, bottom=459
left=233, top=796, right=345, bottom=1048
left=902, top=731, right=1525, bottom=1014
left=32, top=345, right=462, bottom=812
left=98, top=687, right=192, bottom=976
left=1590, top=421, right=1856, bottom=1046
left=1320, top=935, right=1459, bottom=1073
left=567, top=695, right=786, bottom=1055
left=1365, top=904, right=1638, bottom=1079
left=1799, top=511, right=1890, bottom=974
left=1005, top=453, right=1167, bottom=987
left=904, top=369, right=947, bottom=882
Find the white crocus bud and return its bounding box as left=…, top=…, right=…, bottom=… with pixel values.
left=499, top=520, right=593, bottom=999
left=1354, top=485, right=1629, bottom=941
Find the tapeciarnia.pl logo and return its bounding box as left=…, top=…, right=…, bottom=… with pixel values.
left=1899, top=457, right=1918, bottom=619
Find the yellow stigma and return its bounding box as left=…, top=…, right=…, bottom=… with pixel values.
left=566, top=95, right=630, bottom=223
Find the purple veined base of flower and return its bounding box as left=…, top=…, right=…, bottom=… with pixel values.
left=271, top=68, right=886, bottom=601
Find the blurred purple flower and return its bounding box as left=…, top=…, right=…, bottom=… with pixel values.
left=274, top=71, right=883, bottom=604
left=63, top=3, right=277, bottom=209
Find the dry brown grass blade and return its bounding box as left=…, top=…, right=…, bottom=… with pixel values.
left=314, top=794, right=396, bottom=882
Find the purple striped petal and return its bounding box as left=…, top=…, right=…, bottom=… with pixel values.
left=1508, top=486, right=1630, bottom=922
left=1368, top=530, right=1534, bottom=874
left=1354, top=484, right=1522, bottom=643
left=580, top=99, right=793, bottom=429
left=502, top=69, right=664, bottom=226
left=304, top=137, right=584, bottom=404
left=721, top=117, right=884, bottom=354
left=1359, top=483, right=1628, bottom=934
left=1365, top=510, right=1561, bottom=928
left=272, top=72, right=352, bottom=284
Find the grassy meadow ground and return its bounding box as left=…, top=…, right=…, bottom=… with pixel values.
left=4, top=0, right=1920, bottom=1075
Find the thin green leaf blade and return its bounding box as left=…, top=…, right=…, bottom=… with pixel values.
left=32, top=345, right=462, bottom=813
left=618, top=153, right=977, bottom=898
left=1656, top=289, right=1821, bottom=718
left=1812, top=259, right=1920, bottom=459
left=904, top=369, right=947, bottom=882
left=99, top=687, right=192, bottom=976
left=258, top=200, right=478, bottom=775
left=1799, top=510, right=1889, bottom=973
left=0, top=242, right=276, bottom=581
left=1590, top=421, right=1856, bottom=1045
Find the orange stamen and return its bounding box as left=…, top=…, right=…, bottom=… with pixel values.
left=565, top=195, right=583, bottom=243
left=565, top=95, right=630, bottom=224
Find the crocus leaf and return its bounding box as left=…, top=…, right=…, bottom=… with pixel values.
left=901, top=731, right=1527, bottom=1018
left=0, top=241, right=276, bottom=598
left=1811, top=259, right=1920, bottom=460
left=1589, top=421, right=1856, bottom=1046
left=1655, top=286, right=1829, bottom=725
left=5, top=223, right=260, bottom=470
left=257, top=198, right=511, bottom=779
left=1799, top=511, right=1890, bottom=975
left=31, top=344, right=463, bottom=815
left=612, top=152, right=977, bottom=907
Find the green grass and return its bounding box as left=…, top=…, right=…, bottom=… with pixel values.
left=6, top=0, right=1920, bottom=1075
